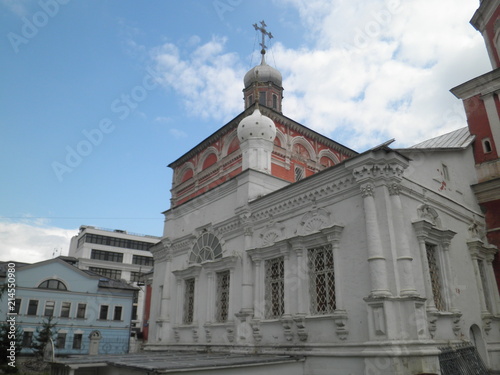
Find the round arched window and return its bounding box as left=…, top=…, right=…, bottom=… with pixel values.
left=38, top=279, right=67, bottom=290
left=189, top=232, right=223, bottom=263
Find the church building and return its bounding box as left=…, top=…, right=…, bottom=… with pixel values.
left=142, top=19, right=500, bottom=375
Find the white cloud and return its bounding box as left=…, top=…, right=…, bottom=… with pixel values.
left=0, top=221, right=76, bottom=264
left=149, top=0, right=490, bottom=151
left=169, top=128, right=188, bottom=139
left=151, top=36, right=245, bottom=123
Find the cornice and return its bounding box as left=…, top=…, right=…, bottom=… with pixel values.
left=472, top=177, right=500, bottom=203
left=470, top=0, right=497, bottom=32
left=450, top=67, right=500, bottom=99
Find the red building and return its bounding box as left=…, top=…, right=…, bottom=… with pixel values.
left=451, top=0, right=500, bottom=289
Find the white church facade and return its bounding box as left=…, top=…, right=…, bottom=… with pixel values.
left=143, top=23, right=500, bottom=375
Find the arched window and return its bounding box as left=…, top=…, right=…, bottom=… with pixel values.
left=483, top=138, right=492, bottom=153
left=189, top=232, right=223, bottom=263
left=38, top=279, right=67, bottom=290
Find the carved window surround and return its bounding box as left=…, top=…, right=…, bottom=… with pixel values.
left=412, top=218, right=457, bottom=314
left=466, top=237, right=499, bottom=318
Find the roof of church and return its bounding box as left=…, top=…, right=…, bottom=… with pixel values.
left=407, top=127, right=474, bottom=150
left=168, top=104, right=358, bottom=169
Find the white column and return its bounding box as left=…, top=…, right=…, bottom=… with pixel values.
left=361, top=183, right=391, bottom=297
left=388, top=183, right=418, bottom=296
left=160, top=257, right=171, bottom=320
left=283, top=252, right=292, bottom=315
left=241, top=226, right=254, bottom=314
left=206, top=273, right=215, bottom=323
left=253, top=259, right=264, bottom=318
left=175, top=279, right=183, bottom=324
left=293, top=243, right=307, bottom=315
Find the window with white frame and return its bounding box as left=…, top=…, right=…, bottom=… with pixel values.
left=56, top=332, right=66, bottom=349
left=183, top=278, right=195, bottom=324
left=72, top=333, right=82, bottom=349
left=308, top=244, right=336, bottom=315
left=264, top=256, right=284, bottom=319
left=60, top=302, right=71, bottom=318
left=215, top=271, right=230, bottom=322
left=44, top=301, right=55, bottom=317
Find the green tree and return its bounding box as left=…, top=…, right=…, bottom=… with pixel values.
left=31, top=316, right=57, bottom=357
left=0, top=321, right=22, bottom=364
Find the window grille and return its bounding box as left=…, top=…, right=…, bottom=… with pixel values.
left=189, top=232, right=223, bottom=264
left=426, top=243, right=445, bottom=311
left=216, top=271, right=230, bottom=322
left=265, top=257, right=284, bottom=319
left=477, top=260, right=491, bottom=312
left=183, top=278, right=195, bottom=324
left=295, top=166, right=305, bottom=181
left=308, top=244, right=336, bottom=314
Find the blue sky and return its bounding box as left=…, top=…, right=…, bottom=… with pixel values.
left=0, top=0, right=491, bottom=262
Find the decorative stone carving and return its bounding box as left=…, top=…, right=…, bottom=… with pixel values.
left=482, top=315, right=492, bottom=335
left=417, top=204, right=442, bottom=228
left=427, top=313, right=438, bottom=338
left=293, top=314, right=308, bottom=342
left=387, top=182, right=401, bottom=196
left=281, top=315, right=294, bottom=341
left=226, top=327, right=235, bottom=343
left=296, top=205, right=331, bottom=236
left=360, top=184, right=374, bottom=198
left=452, top=313, right=462, bottom=337
left=260, top=216, right=285, bottom=247
left=204, top=326, right=212, bottom=343
left=250, top=319, right=262, bottom=342
left=332, top=310, right=349, bottom=340
left=173, top=328, right=180, bottom=342
left=192, top=328, right=199, bottom=342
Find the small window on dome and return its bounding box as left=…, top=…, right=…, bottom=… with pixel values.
left=272, top=94, right=277, bottom=109
left=248, top=94, right=253, bottom=107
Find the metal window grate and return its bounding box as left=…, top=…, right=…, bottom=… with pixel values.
left=265, top=257, right=284, bottom=319
left=308, top=244, right=336, bottom=314
left=439, top=344, right=489, bottom=375
left=295, top=166, right=304, bottom=181
left=216, top=271, right=230, bottom=322
left=183, top=278, right=195, bottom=324
left=477, top=260, right=491, bottom=312
left=426, top=243, right=445, bottom=311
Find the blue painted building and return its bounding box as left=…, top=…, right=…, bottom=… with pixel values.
left=0, top=257, right=138, bottom=356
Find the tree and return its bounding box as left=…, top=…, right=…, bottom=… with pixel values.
left=31, top=316, right=57, bottom=357
left=0, top=321, right=22, bottom=364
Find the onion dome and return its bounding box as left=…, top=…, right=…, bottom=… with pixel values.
left=237, top=106, right=276, bottom=143
left=244, top=54, right=282, bottom=89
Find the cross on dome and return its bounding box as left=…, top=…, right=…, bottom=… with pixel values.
left=253, top=20, right=273, bottom=57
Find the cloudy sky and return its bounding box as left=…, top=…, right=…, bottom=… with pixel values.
left=0, top=0, right=491, bottom=263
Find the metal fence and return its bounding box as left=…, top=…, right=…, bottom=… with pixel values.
left=439, top=344, right=490, bottom=375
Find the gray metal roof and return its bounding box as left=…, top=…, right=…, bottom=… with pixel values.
left=408, top=127, right=474, bottom=150
left=52, top=351, right=304, bottom=372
